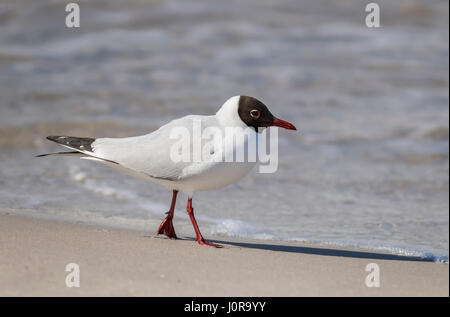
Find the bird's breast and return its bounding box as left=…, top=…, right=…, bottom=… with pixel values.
left=178, top=161, right=256, bottom=193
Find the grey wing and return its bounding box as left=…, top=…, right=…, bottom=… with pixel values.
left=90, top=115, right=219, bottom=181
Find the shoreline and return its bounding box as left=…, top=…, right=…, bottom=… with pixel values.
left=0, top=212, right=448, bottom=296
left=2, top=207, right=447, bottom=264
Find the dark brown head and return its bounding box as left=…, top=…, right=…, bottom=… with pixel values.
left=237, top=96, right=297, bottom=131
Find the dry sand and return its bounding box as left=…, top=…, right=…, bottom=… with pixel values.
left=0, top=213, right=447, bottom=296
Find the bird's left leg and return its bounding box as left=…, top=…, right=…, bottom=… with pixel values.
left=157, top=190, right=178, bottom=239
left=186, top=198, right=223, bottom=248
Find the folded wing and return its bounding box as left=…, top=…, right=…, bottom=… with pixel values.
left=44, top=115, right=220, bottom=181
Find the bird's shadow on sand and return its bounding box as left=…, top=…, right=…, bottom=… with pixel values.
left=151, top=235, right=430, bottom=262
left=207, top=238, right=431, bottom=262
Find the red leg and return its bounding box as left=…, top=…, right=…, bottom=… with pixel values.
left=157, top=190, right=178, bottom=239
left=186, top=198, right=222, bottom=248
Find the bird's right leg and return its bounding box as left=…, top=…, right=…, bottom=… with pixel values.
left=157, top=190, right=178, bottom=239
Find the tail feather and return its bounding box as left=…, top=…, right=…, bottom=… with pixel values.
left=39, top=135, right=121, bottom=166
left=38, top=135, right=96, bottom=158
left=36, top=151, right=85, bottom=158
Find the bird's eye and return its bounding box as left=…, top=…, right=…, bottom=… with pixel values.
left=250, top=109, right=260, bottom=119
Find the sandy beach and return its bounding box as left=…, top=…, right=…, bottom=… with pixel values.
left=0, top=212, right=447, bottom=297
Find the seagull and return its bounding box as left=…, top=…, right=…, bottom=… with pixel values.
left=37, top=96, right=296, bottom=247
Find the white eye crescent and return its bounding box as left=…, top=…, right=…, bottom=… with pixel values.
left=250, top=109, right=260, bottom=119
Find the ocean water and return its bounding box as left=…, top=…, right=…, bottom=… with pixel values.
left=0, top=0, right=448, bottom=262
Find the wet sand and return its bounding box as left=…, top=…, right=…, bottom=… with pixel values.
left=0, top=213, right=447, bottom=296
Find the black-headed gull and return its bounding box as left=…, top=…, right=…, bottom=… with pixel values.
left=38, top=96, right=296, bottom=247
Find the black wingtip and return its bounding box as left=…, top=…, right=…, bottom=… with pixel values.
left=46, top=136, right=62, bottom=142
left=35, top=154, right=48, bottom=157
left=44, top=135, right=95, bottom=152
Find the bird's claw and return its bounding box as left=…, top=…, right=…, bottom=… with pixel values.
left=197, top=239, right=223, bottom=248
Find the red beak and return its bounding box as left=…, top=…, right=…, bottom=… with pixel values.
left=271, top=118, right=297, bottom=130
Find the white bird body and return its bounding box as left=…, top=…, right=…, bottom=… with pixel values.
left=71, top=96, right=257, bottom=196
left=40, top=95, right=296, bottom=247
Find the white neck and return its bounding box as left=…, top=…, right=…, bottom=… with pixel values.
left=215, top=96, right=247, bottom=128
